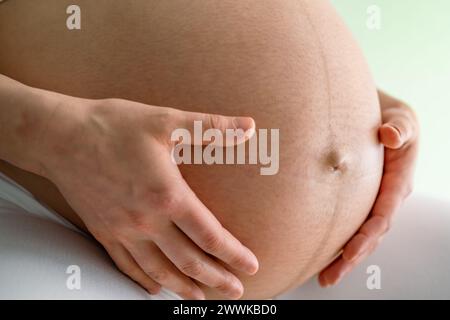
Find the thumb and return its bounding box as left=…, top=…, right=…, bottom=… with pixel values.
left=379, top=118, right=412, bottom=149
left=171, top=110, right=256, bottom=146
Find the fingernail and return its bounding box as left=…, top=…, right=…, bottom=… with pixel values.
left=350, top=251, right=363, bottom=263
left=319, top=274, right=330, bottom=287
left=386, top=124, right=403, bottom=143
left=233, top=117, right=255, bottom=131
left=147, top=286, right=161, bottom=295
left=334, top=265, right=353, bottom=285
left=334, top=273, right=346, bottom=285
left=244, top=127, right=256, bottom=140
left=388, top=123, right=402, bottom=136
left=191, top=287, right=206, bottom=300
left=244, top=250, right=259, bottom=275
left=229, top=281, right=244, bottom=300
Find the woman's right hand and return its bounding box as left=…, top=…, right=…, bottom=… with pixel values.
left=35, top=94, right=258, bottom=300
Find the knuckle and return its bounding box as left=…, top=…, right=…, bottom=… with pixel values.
left=158, top=107, right=177, bottom=126
left=154, top=189, right=183, bottom=214
left=151, top=107, right=180, bottom=138
left=109, top=214, right=156, bottom=242
left=109, top=227, right=130, bottom=244
left=132, top=220, right=152, bottom=235
left=180, top=286, right=200, bottom=298
left=127, top=212, right=155, bottom=235
left=146, top=268, right=169, bottom=283
left=146, top=283, right=162, bottom=295
left=404, top=184, right=414, bottom=198
left=208, top=114, right=225, bottom=131
left=214, top=273, right=241, bottom=297
left=400, top=103, right=420, bottom=132
left=166, top=108, right=182, bottom=132
left=90, top=230, right=113, bottom=246
left=180, top=259, right=204, bottom=277
left=369, top=243, right=379, bottom=254
left=213, top=280, right=229, bottom=294
left=166, top=209, right=185, bottom=222
left=228, top=253, right=247, bottom=269
left=363, top=215, right=390, bottom=238
left=201, top=231, right=224, bottom=253
left=117, top=263, right=139, bottom=277
left=163, top=107, right=178, bottom=119
left=383, top=219, right=391, bottom=234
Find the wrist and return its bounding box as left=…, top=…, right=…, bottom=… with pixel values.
left=0, top=79, right=49, bottom=174
left=33, top=89, right=93, bottom=180
left=20, top=86, right=92, bottom=179
left=0, top=74, right=94, bottom=180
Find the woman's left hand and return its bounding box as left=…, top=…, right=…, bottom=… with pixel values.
left=318, top=90, right=420, bottom=287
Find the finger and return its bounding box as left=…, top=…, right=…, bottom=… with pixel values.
left=342, top=171, right=411, bottom=263
left=319, top=255, right=350, bottom=287
left=373, top=177, right=406, bottom=220
left=319, top=242, right=377, bottom=287
left=381, top=148, right=417, bottom=199
left=379, top=122, right=412, bottom=149
left=144, top=151, right=259, bottom=275
left=378, top=90, right=419, bottom=139
left=379, top=124, right=403, bottom=149
left=344, top=189, right=402, bottom=263
left=103, top=241, right=162, bottom=295
left=171, top=186, right=259, bottom=275
left=125, top=240, right=205, bottom=300
left=342, top=215, right=389, bottom=262
left=171, top=109, right=256, bottom=146
left=319, top=149, right=414, bottom=285
left=152, top=224, right=245, bottom=299
left=342, top=233, right=371, bottom=262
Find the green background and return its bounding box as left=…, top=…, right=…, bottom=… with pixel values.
left=332, top=0, right=450, bottom=200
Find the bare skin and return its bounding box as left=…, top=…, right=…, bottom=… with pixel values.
left=0, top=0, right=418, bottom=299
left=320, top=90, right=419, bottom=286
left=0, top=75, right=260, bottom=300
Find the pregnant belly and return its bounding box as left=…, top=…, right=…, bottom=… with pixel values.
left=0, top=0, right=383, bottom=298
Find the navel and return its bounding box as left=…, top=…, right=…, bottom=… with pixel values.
left=324, top=149, right=349, bottom=173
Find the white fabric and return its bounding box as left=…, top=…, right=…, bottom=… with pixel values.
left=0, top=171, right=180, bottom=300
left=0, top=172, right=79, bottom=233
left=0, top=171, right=449, bottom=299
left=277, top=194, right=450, bottom=299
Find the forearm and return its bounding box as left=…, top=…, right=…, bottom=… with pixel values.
left=0, top=74, right=79, bottom=176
